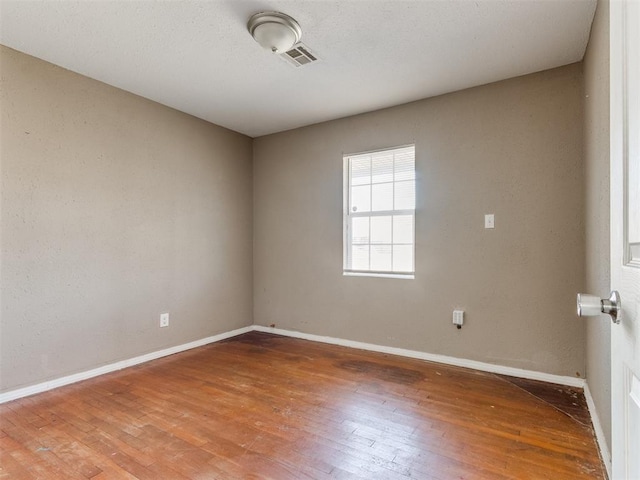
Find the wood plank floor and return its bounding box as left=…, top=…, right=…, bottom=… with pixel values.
left=0, top=332, right=605, bottom=479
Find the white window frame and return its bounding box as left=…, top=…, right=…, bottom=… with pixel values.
left=343, top=145, right=416, bottom=279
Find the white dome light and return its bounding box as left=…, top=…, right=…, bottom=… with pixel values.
left=247, top=12, right=302, bottom=54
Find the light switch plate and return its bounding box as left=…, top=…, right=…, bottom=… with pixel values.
left=485, top=214, right=495, bottom=229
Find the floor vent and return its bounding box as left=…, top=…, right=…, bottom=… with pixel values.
left=281, top=43, right=319, bottom=67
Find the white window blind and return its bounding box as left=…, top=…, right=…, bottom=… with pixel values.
left=344, top=145, right=415, bottom=278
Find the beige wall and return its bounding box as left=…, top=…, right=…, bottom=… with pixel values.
left=1, top=43, right=592, bottom=392
left=254, top=64, right=586, bottom=377
left=584, top=0, right=612, bottom=454
left=0, top=46, right=253, bottom=392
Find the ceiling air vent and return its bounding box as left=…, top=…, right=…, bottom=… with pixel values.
left=281, top=43, right=319, bottom=67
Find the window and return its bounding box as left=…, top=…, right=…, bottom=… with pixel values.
left=343, top=145, right=415, bottom=278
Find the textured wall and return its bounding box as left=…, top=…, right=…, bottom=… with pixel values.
left=0, top=46, right=253, bottom=392
left=253, top=64, right=586, bottom=377
left=583, top=0, right=612, bottom=456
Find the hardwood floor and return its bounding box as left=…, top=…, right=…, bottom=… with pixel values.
left=0, top=332, right=605, bottom=479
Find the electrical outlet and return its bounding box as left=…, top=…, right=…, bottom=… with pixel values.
left=160, top=313, right=169, bottom=328
left=453, top=310, right=464, bottom=328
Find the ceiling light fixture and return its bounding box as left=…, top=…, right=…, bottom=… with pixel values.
left=247, top=12, right=302, bottom=54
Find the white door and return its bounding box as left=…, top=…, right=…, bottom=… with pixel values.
left=611, top=0, right=640, bottom=478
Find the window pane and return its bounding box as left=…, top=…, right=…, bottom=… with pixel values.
left=351, top=217, right=369, bottom=244
left=393, top=215, right=413, bottom=244
left=350, top=185, right=371, bottom=213
left=350, top=156, right=371, bottom=186
left=372, top=183, right=393, bottom=211
left=395, top=150, right=415, bottom=181
left=394, top=180, right=415, bottom=210
left=370, top=216, right=392, bottom=244
left=344, top=145, right=415, bottom=276
left=371, top=245, right=392, bottom=271
left=351, top=245, right=369, bottom=270
left=371, top=153, right=393, bottom=184
left=393, top=245, right=413, bottom=272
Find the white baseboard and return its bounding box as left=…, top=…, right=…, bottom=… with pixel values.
left=584, top=382, right=612, bottom=480
left=0, top=326, right=253, bottom=404
left=253, top=325, right=586, bottom=388
left=1, top=323, right=586, bottom=405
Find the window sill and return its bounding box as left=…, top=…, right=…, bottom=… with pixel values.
left=343, top=271, right=414, bottom=280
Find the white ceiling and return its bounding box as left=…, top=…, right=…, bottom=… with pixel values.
left=0, top=0, right=596, bottom=138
